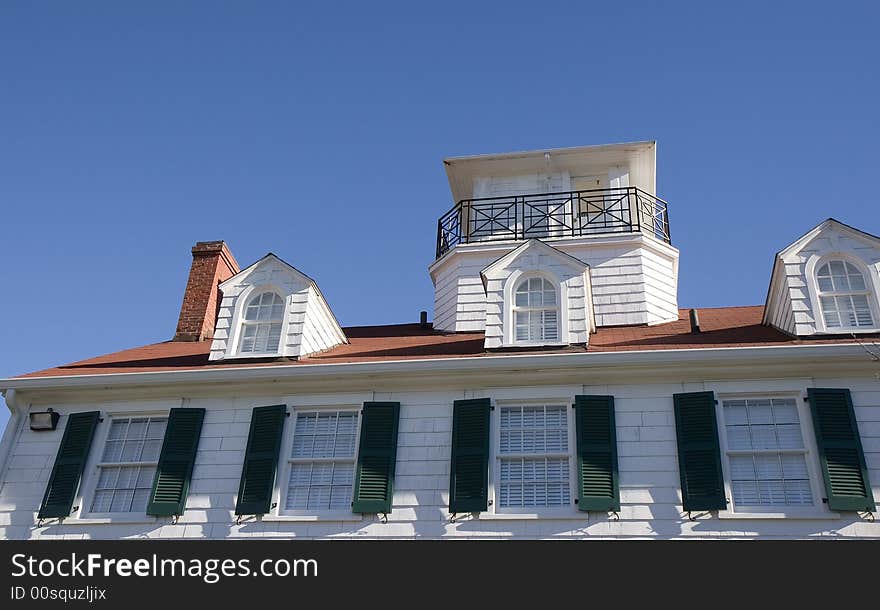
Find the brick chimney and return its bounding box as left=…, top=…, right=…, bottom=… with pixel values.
left=173, top=241, right=240, bottom=342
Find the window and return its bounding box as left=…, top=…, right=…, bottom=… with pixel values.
left=513, top=277, right=559, bottom=343
left=238, top=291, right=285, bottom=354
left=816, top=260, right=875, bottom=329
left=285, top=410, right=359, bottom=512
left=90, top=416, right=167, bottom=514
left=720, top=398, right=814, bottom=510
left=496, top=404, right=571, bottom=509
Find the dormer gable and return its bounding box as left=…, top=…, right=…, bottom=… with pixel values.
left=209, top=253, right=347, bottom=361
left=479, top=239, right=595, bottom=349
left=764, top=218, right=880, bottom=336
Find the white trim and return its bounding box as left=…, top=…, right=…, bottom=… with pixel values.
left=430, top=232, right=677, bottom=279
left=260, top=513, right=364, bottom=523
left=4, top=342, right=878, bottom=391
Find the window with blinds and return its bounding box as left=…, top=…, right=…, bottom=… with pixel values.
left=721, top=398, right=814, bottom=509
left=285, top=410, right=359, bottom=512
left=496, top=405, right=571, bottom=509
left=513, top=277, right=560, bottom=343
left=238, top=291, right=285, bottom=354
left=816, top=260, right=875, bottom=329
left=90, top=416, right=167, bottom=513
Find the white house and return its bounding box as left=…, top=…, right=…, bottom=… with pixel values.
left=0, top=141, right=878, bottom=540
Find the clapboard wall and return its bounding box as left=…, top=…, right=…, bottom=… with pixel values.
left=1, top=373, right=877, bottom=540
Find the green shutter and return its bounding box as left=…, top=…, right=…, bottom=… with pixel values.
left=574, top=395, right=620, bottom=512
left=235, top=405, right=286, bottom=516
left=807, top=388, right=875, bottom=512
left=673, top=391, right=726, bottom=511
left=38, top=411, right=100, bottom=520
left=448, top=398, right=490, bottom=514
left=146, top=408, right=205, bottom=517
left=352, top=402, right=400, bottom=514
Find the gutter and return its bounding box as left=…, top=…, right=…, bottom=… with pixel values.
left=0, top=390, right=25, bottom=484
left=0, top=342, right=872, bottom=391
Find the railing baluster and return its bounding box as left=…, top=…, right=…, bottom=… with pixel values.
left=435, top=187, right=670, bottom=258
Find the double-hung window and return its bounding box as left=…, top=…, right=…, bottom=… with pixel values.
left=513, top=277, right=560, bottom=343
left=284, top=410, right=360, bottom=512
left=90, top=416, right=167, bottom=514
left=496, top=404, right=571, bottom=510
left=719, top=397, right=817, bottom=512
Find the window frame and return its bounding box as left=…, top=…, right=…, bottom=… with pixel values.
left=77, top=410, right=169, bottom=521
left=714, top=392, right=833, bottom=519
left=504, top=272, right=566, bottom=346
left=275, top=404, right=363, bottom=520
left=488, top=399, right=579, bottom=517
left=228, top=285, right=290, bottom=358
left=806, top=254, right=880, bottom=334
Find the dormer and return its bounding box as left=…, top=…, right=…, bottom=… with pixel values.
left=764, top=218, right=880, bottom=336
left=209, top=254, right=347, bottom=361
left=430, top=141, right=680, bottom=340
left=480, top=240, right=595, bottom=349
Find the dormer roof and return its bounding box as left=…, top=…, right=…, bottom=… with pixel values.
left=479, top=239, right=591, bottom=292
left=210, top=253, right=347, bottom=361
left=763, top=218, right=880, bottom=336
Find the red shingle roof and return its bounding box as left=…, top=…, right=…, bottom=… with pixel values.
left=13, top=306, right=872, bottom=379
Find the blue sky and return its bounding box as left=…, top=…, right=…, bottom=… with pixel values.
left=1, top=2, right=878, bottom=430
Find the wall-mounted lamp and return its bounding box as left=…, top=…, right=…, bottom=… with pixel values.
left=29, top=409, right=60, bottom=431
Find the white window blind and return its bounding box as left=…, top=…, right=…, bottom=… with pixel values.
left=497, top=405, right=570, bottom=508
left=238, top=291, right=285, bottom=353
left=513, top=277, right=559, bottom=342
left=90, top=416, right=167, bottom=513
left=285, top=410, right=359, bottom=511
left=816, top=260, right=874, bottom=328
left=722, top=398, right=813, bottom=508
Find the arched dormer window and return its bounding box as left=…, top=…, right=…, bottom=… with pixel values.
left=238, top=291, right=285, bottom=354
left=816, top=260, right=875, bottom=329
left=513, top=277, right=559, bottom=342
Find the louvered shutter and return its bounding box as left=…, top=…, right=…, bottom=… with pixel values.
left=38, top=411, right=100, bottom=520
left=235, top=405, right=286, bottom=516
left=352, top=402, right=400, bottom=514
left=448, top=398, right=490, bottom=513
left=147, top=408, right=205, bottom=517
left=574, top=395, right=619, bottom=511
left=807, top=388, right=875, bottom=511
left=673, top=392, right=727, bottom=511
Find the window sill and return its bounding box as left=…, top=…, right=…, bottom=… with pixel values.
left=499, top=342, right=570, bottom=349
left=717, top=510, right=840, bottom=520
left=476, top=511, right=588, bottom=521
left=262, top=513, right=364, bottom=523
left=52, top=516, right=161, bottom=526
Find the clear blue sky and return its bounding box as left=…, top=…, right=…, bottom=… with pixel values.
left=1, top=2, right=878, bottom=430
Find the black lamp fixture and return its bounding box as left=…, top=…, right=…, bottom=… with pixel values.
left=29, top=408, right=60, bottom=431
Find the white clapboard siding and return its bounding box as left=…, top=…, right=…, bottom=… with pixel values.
left=210, top=255, right=346, bottom=360
left=2, top=375, right=877, bottom=540
left=765, top=219, right=880, bottom=337
left=431, top=235, right=679, bottom=332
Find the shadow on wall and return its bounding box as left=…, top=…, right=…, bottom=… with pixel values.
left=10, top=489, right=872, bottom=540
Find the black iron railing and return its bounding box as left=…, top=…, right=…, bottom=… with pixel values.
left=435, top=186, right=670, bottom=258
